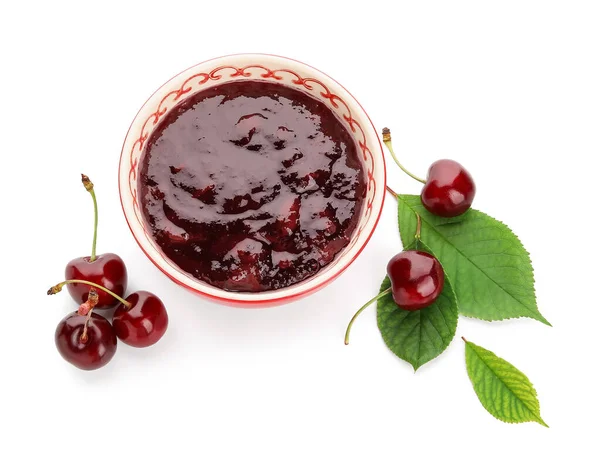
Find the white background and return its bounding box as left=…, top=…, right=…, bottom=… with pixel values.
left=1, top=1, right=599, bottom=466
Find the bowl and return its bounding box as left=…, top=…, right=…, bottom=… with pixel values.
left=119, top=53, right=386, bottom=307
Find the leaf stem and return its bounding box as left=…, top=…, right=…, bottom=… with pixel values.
left=344, top=287, right=392, bottom=345
left=414, top=213, right=422, bottom=242
left=47, top=279, right=131, bottom=308
left=82, top=174, right=98, bottom=262
left=382, top=128, right=426, bottom=184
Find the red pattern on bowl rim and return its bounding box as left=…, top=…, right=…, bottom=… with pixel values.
left=119, top=54, right=386, bottom=307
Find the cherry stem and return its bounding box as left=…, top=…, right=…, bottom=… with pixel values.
left=344, top=287, right=392, bottom=345
left=80, top=306, right=94, bottom=343
left=382, top=128, right=426, bottom=184
left=386, top=185, right=398, bottom=198
left=47, top=279, right=131, bottom=308
left=78, top=289, right=99, bottom=316
left=80, top=290, right=98, bottom=342
left=82, top=174, right=98, bottom=262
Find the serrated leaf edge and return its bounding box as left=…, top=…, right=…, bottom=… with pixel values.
left=377, top=272, right=458, bottom=371
left=464, top=339, right=548, bottom=427
left=397, top=195, right=551, bottom=326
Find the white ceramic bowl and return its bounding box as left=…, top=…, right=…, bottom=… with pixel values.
left=119, top=53, right=386, bottom=307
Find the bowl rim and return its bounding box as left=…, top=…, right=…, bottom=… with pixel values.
left=118, top=52, right=386, bottom=306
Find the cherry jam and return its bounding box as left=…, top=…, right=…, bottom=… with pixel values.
left=139, top=80, right=366, bottom=292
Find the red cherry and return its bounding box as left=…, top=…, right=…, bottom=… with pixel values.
left=386, top=250, right=444, bottom=311
left=381, top=129, right=475, bottom=217
left=65, top=253, right=128, bottom=308
left=421, top=159, right=476, bottom=217
left=113, top=291, right=168, bottom=348
left=343, top=207, right=444, bottom=345
left=55, top=312, right=117, bottom=370
left=65, top=175, right=128, bottom=308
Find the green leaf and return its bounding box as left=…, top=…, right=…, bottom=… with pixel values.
left=464, top=339, right=548, bottom=427
left=397, top=195, right=550, bottom=325
left=377, top=272, right=458, bottom=371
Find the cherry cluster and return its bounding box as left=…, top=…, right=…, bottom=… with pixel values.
left=48, top=175, right=169, bottom=371
left=345, top=128, right=476, bottom=342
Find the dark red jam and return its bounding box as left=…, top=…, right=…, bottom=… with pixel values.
left=139, top=80, right=366, bottom=292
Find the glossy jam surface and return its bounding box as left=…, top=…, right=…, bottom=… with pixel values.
left=139, top=80, right=366, bottom=292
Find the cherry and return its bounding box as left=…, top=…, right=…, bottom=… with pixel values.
left=382, top=128, right=476, bottom=217
left=344, top=213, right=445, bottom=345
left=55, top=311, right=117, bottom=370
left=113, top=291, right=169, bottom=348
left=421, top=159, right=476, bottom=217
left=48, top=279, right=168, bottom=348
left=65, top=175, right=127, bottom=308
left=386, top=250, right=444, bottom=311
left=66, top=253, right=128, bottom=308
